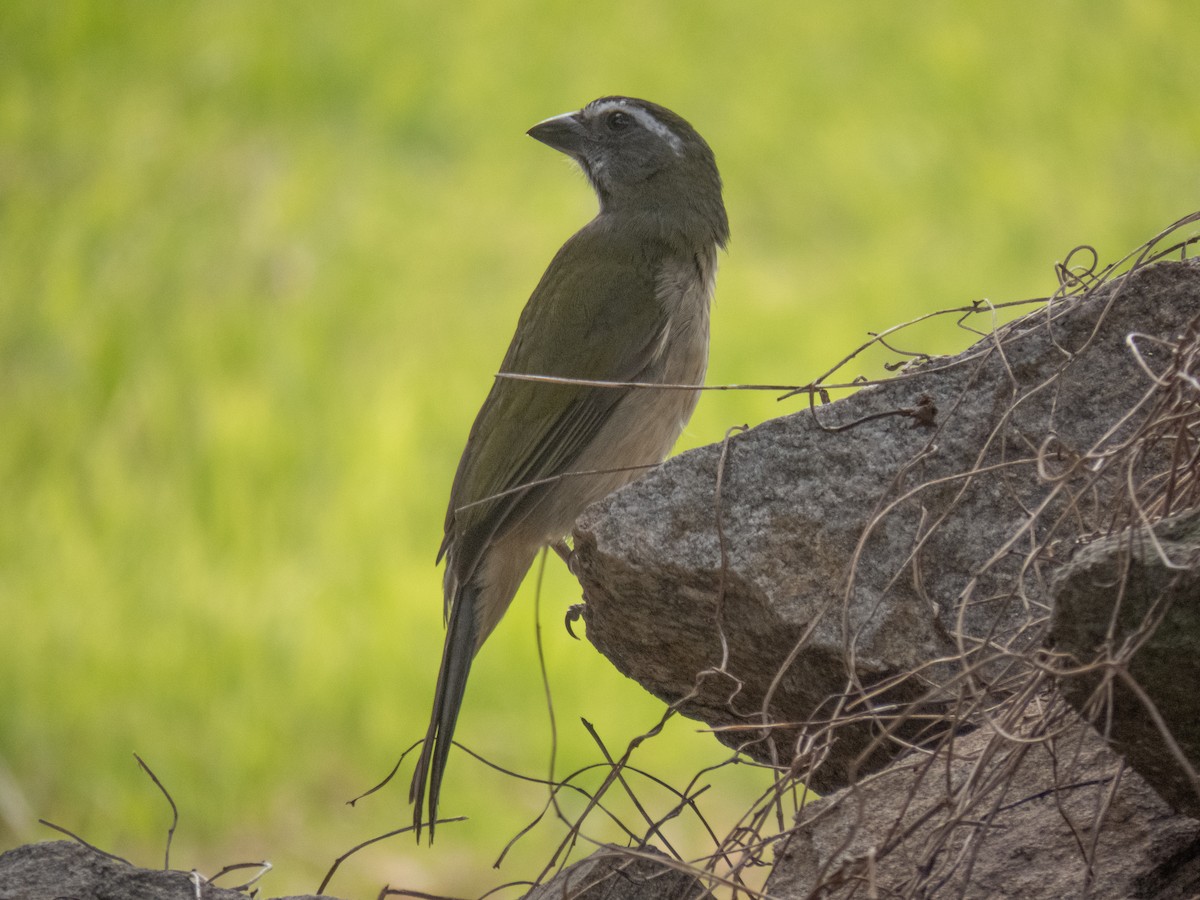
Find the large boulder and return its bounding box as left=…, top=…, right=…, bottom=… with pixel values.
left=574, top=259, right=1200, bottom=793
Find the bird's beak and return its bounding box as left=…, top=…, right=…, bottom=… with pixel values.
left=527, top=111, right=588, bottom=156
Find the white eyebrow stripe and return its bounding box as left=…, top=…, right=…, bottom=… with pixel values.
left=590, top=99, right=684, bottom=155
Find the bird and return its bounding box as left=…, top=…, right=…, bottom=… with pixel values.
left=409, top=96, right=729, bottom=840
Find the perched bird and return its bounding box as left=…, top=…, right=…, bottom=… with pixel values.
left=410, top=96, right=729, bottom=840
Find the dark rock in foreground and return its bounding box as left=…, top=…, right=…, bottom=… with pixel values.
left=1051, top=508, right=1200, bottom=819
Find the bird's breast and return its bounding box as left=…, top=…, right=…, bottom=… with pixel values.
left=576, top=246, right=717, bottom=475
left=495, top=244, right=718, bottom=552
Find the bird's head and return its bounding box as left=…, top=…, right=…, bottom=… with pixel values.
left=527, top=96, right=728, bottom=249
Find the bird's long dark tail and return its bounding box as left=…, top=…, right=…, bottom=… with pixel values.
left=410, top=583, right=479, bottom=842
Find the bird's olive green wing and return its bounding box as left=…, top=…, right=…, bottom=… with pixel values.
left=442, top=224, right=672, bottom=588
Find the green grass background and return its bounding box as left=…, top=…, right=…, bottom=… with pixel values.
left=2, top=2, right=1197, bottom=897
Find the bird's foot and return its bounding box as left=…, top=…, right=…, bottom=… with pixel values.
left=552, top=538, right=578, bottom=575
left=553, top=540, right=586, bottom=636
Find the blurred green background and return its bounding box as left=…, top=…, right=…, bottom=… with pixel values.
left=1, top=2, right=1197, bottom=897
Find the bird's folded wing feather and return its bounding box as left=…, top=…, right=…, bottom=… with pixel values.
left=441, top=225, right=672, bottom=587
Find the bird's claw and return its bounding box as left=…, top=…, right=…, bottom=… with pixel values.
left=564, top=603, right=586, bottom=639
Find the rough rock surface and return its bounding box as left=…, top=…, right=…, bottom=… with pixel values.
left=573, top=259, right=1200, bottom=792
left=522, top=846, right=713, bottom=900
left=0, top=840, right=334, bottom=900
left=764, top=714, right=1200, bottom=899
left=1051, top=508, right=1200, bottom=818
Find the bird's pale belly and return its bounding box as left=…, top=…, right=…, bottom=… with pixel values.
left=518, top=320, right=707, bottom=551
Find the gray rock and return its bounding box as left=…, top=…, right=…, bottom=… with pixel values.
left=1051, top=508, right=1200, bottom=818
left=764, top=712, right=1200, bottom=899
left=0, top=841, right=335, bottom=900
left=574, top=259, right=1200, bottom=792
left=522, top=845, right=713, bottom=899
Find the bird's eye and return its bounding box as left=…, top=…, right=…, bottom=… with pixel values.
left=606, top=110, right=633, bottom=132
